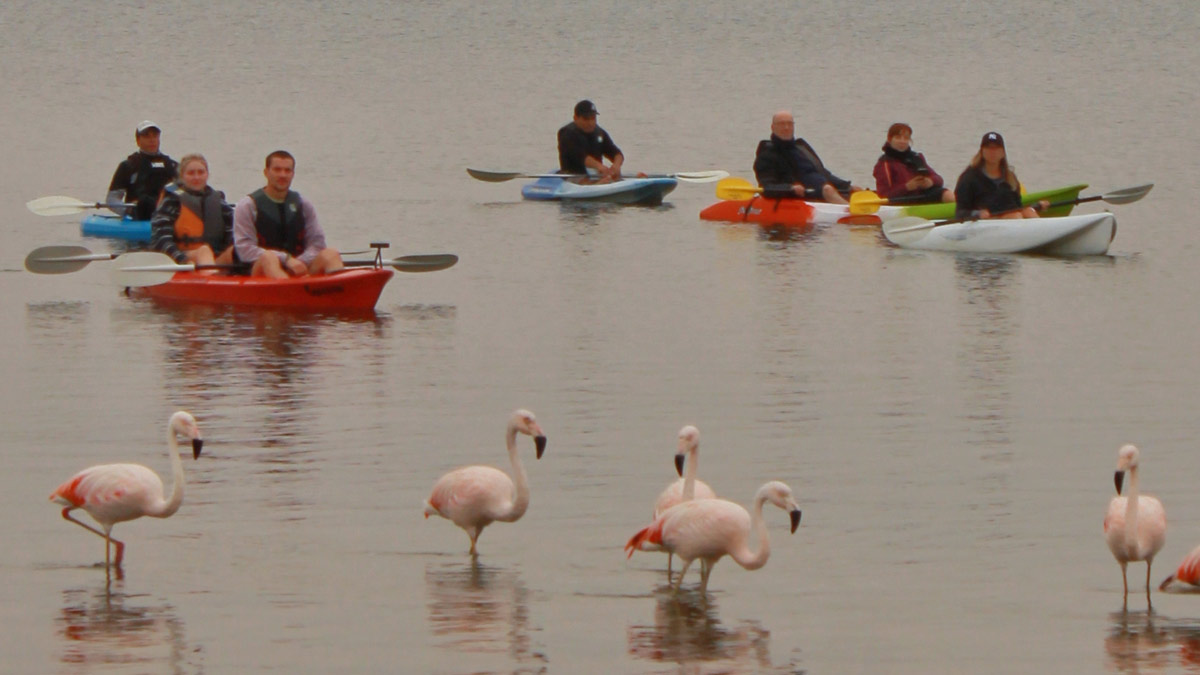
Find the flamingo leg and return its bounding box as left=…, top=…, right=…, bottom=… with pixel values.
left=667, top=552, right=674, bottom=577
left=674, top=560, right=693, bottom=591
left=1146, top=562, right=1154, bottom=608
left=699, top=559, right=714, bottom=595
left=62, top=508, right=124, bottom=568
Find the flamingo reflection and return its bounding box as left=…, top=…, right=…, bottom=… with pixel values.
left=424, top=560, right=547, bottom=668
left=1104, top=610, right=1200, bottom=673
left=627, top=589, right=798, bottom=672
left=57, top=577, right=199, bottom=671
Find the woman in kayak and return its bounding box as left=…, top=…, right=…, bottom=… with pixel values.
left=150, top=153, right=236, bottom=270
left=872, top=122, right=953, bottom=203
left=953, top=132, right=1047, bottom=219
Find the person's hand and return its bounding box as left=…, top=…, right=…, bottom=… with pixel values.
left=285, top=255, right=308, bottom=276
left=1034, top=199, right=1050, bottom=212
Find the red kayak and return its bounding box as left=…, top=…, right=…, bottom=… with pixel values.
left=699, top=197, right=819, bottom=227
left=129, top=268, right=394, bottom=310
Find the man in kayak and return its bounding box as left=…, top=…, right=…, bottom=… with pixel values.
left=107, top=120, right=179, bottom=220
left=753, top=111, right=860, bottom=204
left=233, top=150, right=344, bottom=278
left=558, top=100, right=624, bottom=184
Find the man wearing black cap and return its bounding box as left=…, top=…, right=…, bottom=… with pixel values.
left=557, top=100, right=624, bottom=183
left=107, top=120, right=178, bottom=221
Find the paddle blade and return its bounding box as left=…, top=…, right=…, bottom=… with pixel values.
left=882, top=217, right=937, bottom=247
left=111, top=252, right=194, bottom=287
left=849, top=190, right=887, bottom=215
left=671, top=170, right=730, bottom=183
left=466, top=168, right=523, bottom=182
left=714, top=177, right=763, bottom=200
left=24, top=245, right=112, bottom=274
left=1102, top=183, right=1154, bottom=205
left=388, top=254, right=458, bottom=273
left=26, top=196, right=101, bottom=216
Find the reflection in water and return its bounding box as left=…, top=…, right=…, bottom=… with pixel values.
left=57, top=576, right=201, bottom=672
left=756, top=222, right=819, bottom=245
left=627, top=588, right=799, bottom=673
left=425, top=560, right=547, bottom=669
left=1104, top=610, right=1200, bottom=673
left=953, top=255, right=1016, bottom=451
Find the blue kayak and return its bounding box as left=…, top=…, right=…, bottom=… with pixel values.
left=81, top=213, right=151, bottom=242
left=521, top=175, right=677, bottom=205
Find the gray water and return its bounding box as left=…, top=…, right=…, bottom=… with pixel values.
left=2, top=1, right=1199, bottom=673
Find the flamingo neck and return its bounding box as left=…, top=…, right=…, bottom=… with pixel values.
left=682, top=446, right=698, bottom=501
left=154, top=426, right=186, bottom=518
left=1124, top=466, right=1141, bottom=546
left=499, top=424, right=529, bottom=522
left=732, top=488, right=772, bottom=571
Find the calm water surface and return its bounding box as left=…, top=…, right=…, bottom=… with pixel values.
left=2, top=1, right=1199, bottom=673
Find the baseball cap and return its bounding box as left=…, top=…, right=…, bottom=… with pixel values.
left=980, top=131, right=1004, bottom=147
left=136, top=120, right=161, bottom=134
left=574, top=100, right=598, bottom=117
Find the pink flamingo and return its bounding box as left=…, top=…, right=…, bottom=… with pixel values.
left=626, top=481, right=802, bottom=595
left=651, top=425, right=716, bottom=577
left=424, top=409, right=547, bottom=555
left=1104, top=444, right=1167, bottom=605
left=50, top=411, right=203, bottom=568
left=1160, top=545, right=1200, bottom=591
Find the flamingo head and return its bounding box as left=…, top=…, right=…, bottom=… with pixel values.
left=170, top=411, right=204, bottom=460
left=1114, top=444, right=1139, bottom=494
left=512, top=409, right=547, bottom=459
left=675, top=425, right=699, bottom=476
left=762, top=481, right=803, bottom=534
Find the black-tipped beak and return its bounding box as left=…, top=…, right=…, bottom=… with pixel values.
left=192, top=438, right=204, bottom=460
left=1114, top=470, right=1124, bottom=495
left=534, top=435, right=547, bottom=459
left=790, top=509, right=802, bottom=534
left=674, top=453, right=685, bottom=477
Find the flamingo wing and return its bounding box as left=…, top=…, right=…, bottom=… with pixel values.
left=427, top=466, right=514, bottom=525
left=653, top=478, right=718, bottom=518
left=660, top=499, right=751, bottom=562
left=51, top=464, right=163, bottom=524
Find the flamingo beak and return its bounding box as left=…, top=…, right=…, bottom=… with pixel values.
left=674, top=453, right=685, bottom=477
left=192, top=438, right=204, bottom=460
left=534, top=435, right=547, bottom=459
left=790, top=509, right=802, bottom=533
left=1114, top=470, right=1124, bottom=495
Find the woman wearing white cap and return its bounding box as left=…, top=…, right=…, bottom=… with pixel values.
left=107, top=120, right=178, bottom=220
left=953, top=132, right=1046, bottom=220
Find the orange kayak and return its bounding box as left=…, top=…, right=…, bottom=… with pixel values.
left=129, top=268, right=394, bottom=310
left=699, top=197, right=818, bottom=226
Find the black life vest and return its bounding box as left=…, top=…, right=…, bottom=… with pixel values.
left=250, top=188, right=306, bottom=256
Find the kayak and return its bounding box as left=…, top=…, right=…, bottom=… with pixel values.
left=882, top=212, right=1116, bottom=256
left=699, top=184, right=1089, bottom=227
left=81, top=213, right=151, bottom=242
left=521, top=175, right=677, bottom=205
left=127, top=268, right=394, bottom=310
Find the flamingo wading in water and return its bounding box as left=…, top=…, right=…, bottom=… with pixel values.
left=424, top=409, right=547, bottom=555
left=651, top=425, right=716, bottom=578
left=50, top=410, right=203, bottom=568
left=626, top=480, right=802, bottom=595
left=1103, top=444, right=1167, bottom=606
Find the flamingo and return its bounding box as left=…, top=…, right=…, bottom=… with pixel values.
left=1103, top=443, right=1167, bottom=606
left=626, top=481, right=802, bottom=595
left=1160, top=545, right=1200, bottom=592
left=50, top=410, right=203, bottom=568
left=424, top=409, right=547, bottom=555
left=651, top=425, right=717, bottom=578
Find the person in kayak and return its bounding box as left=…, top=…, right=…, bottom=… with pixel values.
left=150, top=154, right=235, bottom=272
left=753, top=110, right=861, bottom=204
left=233, top=150, right=343, bottom=279
left=872, top=122, right=953, bottom=203
left=954, top=132, right=1048, bottom=219
left=557, top=100, right=624, bottom=184
left=108, top=120, right=179, bottom=220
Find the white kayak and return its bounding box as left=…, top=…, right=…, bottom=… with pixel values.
left=882, top=212, right=1116, bottom=256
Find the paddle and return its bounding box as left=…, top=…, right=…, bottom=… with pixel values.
left=714, top=177, right=764, bottom=200
left=847, top=190, right=947, bottom=215
left=467, top=168, right=729, bottom=183
left=26, top=195, right=133, bottom=217
left=24, top=245, right=119, bottom=274
left=110, top=251, right=459, bottom=287
left=882, top=183, right=1154, bottom=239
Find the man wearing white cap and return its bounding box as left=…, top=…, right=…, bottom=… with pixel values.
left=107, top=120, right=178, bottom=220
